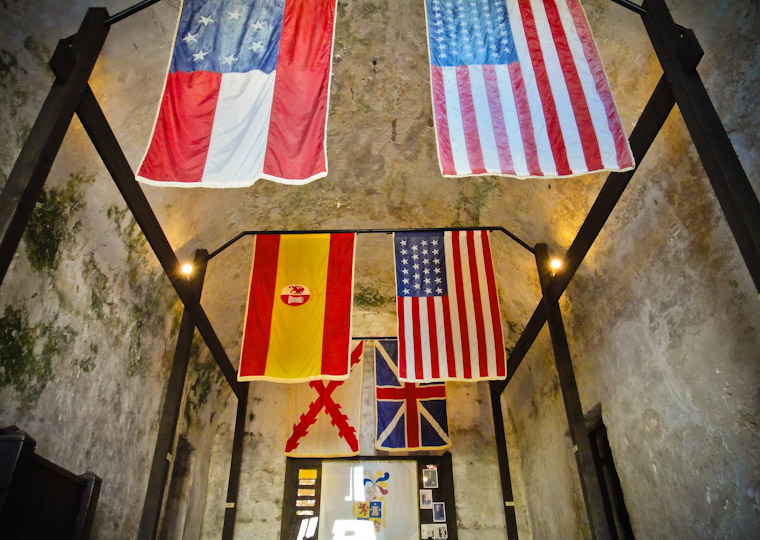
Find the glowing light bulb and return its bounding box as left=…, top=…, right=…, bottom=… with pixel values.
left=181, top=263, right=193, bottom=275
left=550, top=259, right=562, bottom=270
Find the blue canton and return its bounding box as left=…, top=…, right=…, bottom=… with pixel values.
left=394, top=232, right=448, bottom=298
left=426, top=0, right=518, bottom=66
left=171, top=0, right=286, bottom=74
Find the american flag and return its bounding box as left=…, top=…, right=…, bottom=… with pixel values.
left=375, top=340, right=451, bottom=451
left=394, top=230, right=506, bottom=382
left=137, top=0, right=336, bottom=187
left=425, top=0, right=634, bottom=177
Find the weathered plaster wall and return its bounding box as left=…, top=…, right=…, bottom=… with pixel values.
left=1, top=0, right=758, bottom=538
left=502, top=1, right=760, bottom=539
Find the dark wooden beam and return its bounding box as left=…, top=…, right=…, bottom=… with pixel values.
left=74, top=86, right=243, bottom=399
left=535, top=244, right=611, bottom=540
left=641, top=0, right=760, bottom=292
left=221, top=383, right=249, bottom=540
left=489, top=381, right=519, bottom=539
left=137, top=250, right=207, bottom=540
left=0, top=8, right=110, bottom=286
left=493, top=74, right=677, bottom=396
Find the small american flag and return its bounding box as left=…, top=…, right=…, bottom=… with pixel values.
left=394, top=230, right=506, bottom=382
left=425, top=0, right=634, bottom=177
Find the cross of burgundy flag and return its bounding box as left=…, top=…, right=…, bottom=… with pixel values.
left=137, top=0, right=337, bottom=187
left=375, top=340, right=451, bottom=451
left=285, top=341, right=364, bottom=457
left=425, top=0, right=634, bottom=177
left=394, top=230, right=506, bottom=382
left=239, top=233, right=356, bottom=382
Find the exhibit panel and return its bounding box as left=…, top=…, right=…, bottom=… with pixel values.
left=280, top=454, right=457, bottom=540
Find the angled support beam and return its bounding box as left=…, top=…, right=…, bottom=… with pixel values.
left=489, top=381, right=519, bottom=539
left=493, top=74, right=677, bottom=396
left=535, top=244, right=611, bottom=540
left=222, top=383, right=249, bottom=540
left=74, top=85, right=243, bottom=399
left=0, top=8, right=110, bottom=285
left=138, top=250, right=207, bottom=540
left=642, top=0, right=760, bottom=292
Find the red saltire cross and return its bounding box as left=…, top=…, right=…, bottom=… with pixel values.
left=375, top=382, right=446, bottom=448
left=285, top=342, right=363, bottom=453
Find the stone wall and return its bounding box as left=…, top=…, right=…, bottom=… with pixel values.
left=502, top=1, right=760, bottom=539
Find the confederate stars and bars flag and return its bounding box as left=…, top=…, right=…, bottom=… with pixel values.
left=137, top=0, right=337, bottom=187
left=375, top=340, right=451, bottom=451
left=394, top=230, right=506, bottom=382
left=285, top=341, right=364, bottom=457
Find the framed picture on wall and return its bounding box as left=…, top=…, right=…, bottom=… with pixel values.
left=420, top=489, right=433, bottom=509
left=422, top=468, right=439, bottom=488
left=433, top=502, right=446, bottom=522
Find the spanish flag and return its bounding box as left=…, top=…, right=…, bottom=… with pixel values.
left=238, top=233, right=356, bottom=382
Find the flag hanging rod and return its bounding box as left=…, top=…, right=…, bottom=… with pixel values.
left=352, top=336, right=397, bottom=341
left=207, top=226, right=534, bottom=260
left=609, top=0, right=687, bottom=33
left=65, top=0, right=164, bottom=43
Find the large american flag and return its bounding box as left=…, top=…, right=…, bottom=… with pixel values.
left=394, top=230, right=506, bottom=382
left=425, top=0, right=634, bottom=178
left=137, top=0, right=336, bottom=187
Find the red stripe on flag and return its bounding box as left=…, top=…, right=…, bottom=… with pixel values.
left=263, top=0, right=335, bottom=180
left=517, top=0, right=571, bottom=175
left=398, top=297, right=408, bottom=380
left=455, top=66, right=487, bottom=175
left=426, top=297, right=441, bottom=379
left=543, top=0, right=603, bottom=171
left=482, top=65, right=514, bottom=174
left=321, top=234, right=355, bottom=376
left=441, top=295, right=457, bottom=378
left=480, top=232, right=506, bottom=377
left=565, top=0, right=633, bottom=168
left=465, top=232, right=489, bottom=377
left=411, top=299, right=425, bottom=381
left=404, top=385, right=420, bottom=447
left=138, top=71, right=220, bottom=184
left=240, top=235, right=280, bottom=377
left=508, top=63, right=542, bottom=176
left=376, top=385, right=447, bottom=400
left=431, top=66, right=456, bottom=175
left=450, top=232, right=472, bottom=379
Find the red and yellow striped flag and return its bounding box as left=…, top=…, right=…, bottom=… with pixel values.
left=238, top=233, right=356, bottom=382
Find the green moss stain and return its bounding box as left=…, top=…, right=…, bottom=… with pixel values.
left=360, top=1, right=388, bottom=17
left=78, top=343, right=98, bottom=373
left=0, top=305, right=74, bottom=406
left=354, top=283, right=394, bottom=308
left=452, top=179, right=500, bottom=227
left=108, top=205, right=175, bottom=377
left=83, top=254, right=111, bottom=320
left=23, top=172, right=94, bottom=272
left=169, top=298, right=185, bottom=338
left=23, top=35, right=52, bottom=67
left=183, top=342, right=225, bottom=427
left=0, top=48, right=30, bottom=118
